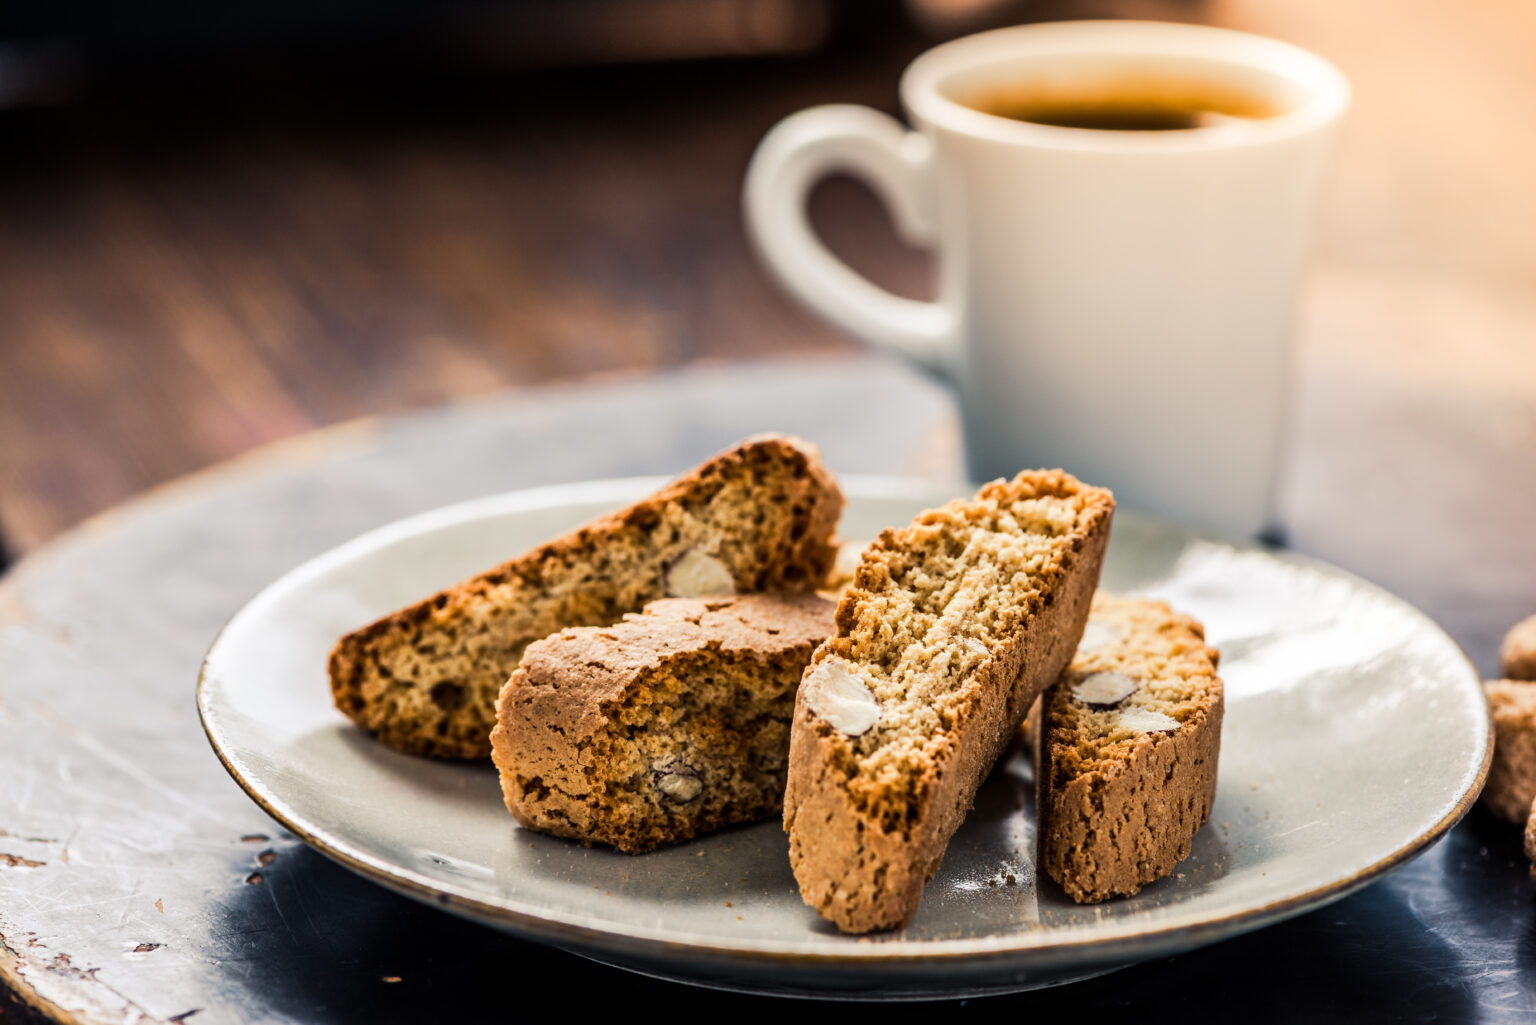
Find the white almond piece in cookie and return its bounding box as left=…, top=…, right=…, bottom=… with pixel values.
left=1072, top=671, right=1139, bottom=709
left=654, top=763, right=704, bottom=804
left=1117, top=707, right=1181, bottom=734
left=802, top=660, right=880, bottom=736
left=666, top=549, right=736, bottom=598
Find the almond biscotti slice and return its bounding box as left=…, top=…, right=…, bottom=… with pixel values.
left=784, top=470, right=1114, bottom=933
left=1035, top=592, right=1224, bottom=903
left=492, top=593, right=836, bottom=852
left=329, top=435, right=843, bottom=759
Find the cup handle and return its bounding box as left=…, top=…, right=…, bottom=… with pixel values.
left=743, top=105, right=958, bottom=376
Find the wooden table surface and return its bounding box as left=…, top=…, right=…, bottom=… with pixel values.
left=3, top=0, right=1536, bottom=1020
left=5, top=0, right=1532, bottom=561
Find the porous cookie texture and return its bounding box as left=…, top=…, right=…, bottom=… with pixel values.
left=1482, top=680, right=1536, bottom=823
left=1034, top=593, right=1224, bottom=904
left=491, top=594, right=836, bottom=852
left=1502, top=615, right=1536, bottom=682
left=783, top=470, right=1114, bottom=934
left=329, top=435, right=844, bottom=759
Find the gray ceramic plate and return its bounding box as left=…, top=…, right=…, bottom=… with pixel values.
left=198, top=477, right=1490, bottom=1000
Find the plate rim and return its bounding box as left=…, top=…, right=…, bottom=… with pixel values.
left=197, top=475, right=1492, bottom=969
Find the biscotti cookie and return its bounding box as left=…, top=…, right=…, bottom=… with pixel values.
left=783, top=470, right=1114, bottom=933
left=492, top=593, right=835, bottom=852
left=1502, top=615, right=1536, bottom=682
left=1482, top=680, right=1536, bottom=822
left=1034, top=593, right=1224, bottom=904
left=330, top=435, right=843, bottom=759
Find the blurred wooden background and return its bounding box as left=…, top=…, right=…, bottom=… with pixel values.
left=1, top=0, right=1533, bottom=555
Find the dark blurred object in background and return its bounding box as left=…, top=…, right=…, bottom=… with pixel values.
left=0, top=0, right=1099, bottom=107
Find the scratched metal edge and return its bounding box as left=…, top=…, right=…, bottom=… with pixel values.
left=0, top=405, right=398, bottom=1024
left=192, top=481, right=1495, bottom=984
left=0, top=414, right=404, bottom=1024
left=0, top=931, right=100, bottom=1025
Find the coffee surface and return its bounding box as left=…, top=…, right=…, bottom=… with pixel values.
left=964, top=72, right=1283, bottom=131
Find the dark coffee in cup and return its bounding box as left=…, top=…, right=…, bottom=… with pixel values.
left=963, top=70, right=1284, bottom=131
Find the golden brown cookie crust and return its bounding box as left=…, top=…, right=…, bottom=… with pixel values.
left=1483, top=680, right=1536, bottom=823
left=783, top=470, right=1114, bottom=933
left=329, top=434, right=844, bottom=759
left=1501, top=615, right=1536, bottom=683
left=492, top=593, right=835, bottom=853
left=1035, top=593, right=1224, bottom=904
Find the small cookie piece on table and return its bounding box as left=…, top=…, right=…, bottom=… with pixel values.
left=1525, top=799, right=1536, bottom=880
left=1502, top=614, right=1536, bottom=682
left=784, top=469, right=1114, bottom=934
left=492, top=593, right=836, bottom=853
left=328, top=434, right=844, bottom=759
left=1034, top=593, right=1224, bottom=904
left=1482, top=680, right=1536, bottom=823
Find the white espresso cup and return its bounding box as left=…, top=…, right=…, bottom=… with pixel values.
left=744, top=20, right=1348, bottom=537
